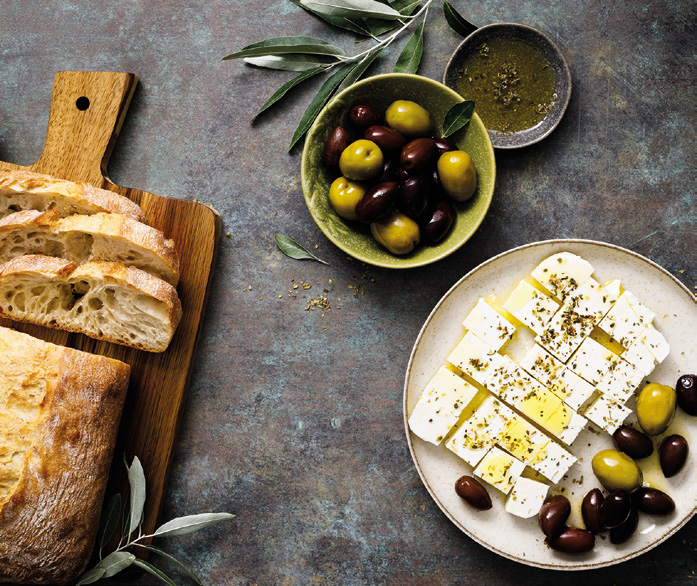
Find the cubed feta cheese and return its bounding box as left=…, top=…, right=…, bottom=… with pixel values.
left=531, top=252, right=594, bottom=301
left=408, top=367, right=479, bottom=445
left=497, top=419, right=549, bottom=464
left=545, top=403, right=587, bottom=445
left=473, top=446, right=526, bottom=494
left=565, top=278, right=612, bottom=321
left=536, top=306, right=596, bottom=362
left=485, top=355, right=540, bottom=404
left=447, top=331, right=503, bottom=385
left=568, top=338, right=621, bottom=385
left=529, top=441, right=578, bottom=484
left=596, top=358, right=645, bottom=404
left=638, top=324, right=670, bottom=362
left=584, top=395, right=633, bottom=434
left=505, top=477, right=550, bottom=518
left=623, top=290, right=656, bottom=324
left=623, top=336, right=657, bottom=376
left=519, top=344, right=565, bottom=387
left=462, top=299, right=516, bottom=351
left=549, top=369, right=596, bottom=411
left=599, top=294, right=647, bottom=348
left=603, top=279, right=622, bottom=304
left=515, top=385, right=564, bottom=430
left=502, top=280, right=560, bottom=335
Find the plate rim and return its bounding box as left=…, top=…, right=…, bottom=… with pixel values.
left=402, top=238, right=697, bottom=570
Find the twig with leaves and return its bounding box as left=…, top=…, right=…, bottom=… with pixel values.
left=77, top=456, right=234, bottom=585
left=224, top=0, right=478, bottom=150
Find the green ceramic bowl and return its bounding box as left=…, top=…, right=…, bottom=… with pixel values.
left=301, top=73, right=496, bottom=269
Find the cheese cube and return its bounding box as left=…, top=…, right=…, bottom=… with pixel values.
left=638, top=325, right=670, bottom=362
left=505, top=477, right=550, bottom=518
left=596, top=358, right=645, bottom=404
left=623, top=290, right=656, bottom=324
left=623, top=336, right=657, bottom=376
left=498, top=419, right=549, bottom=464
left=462, top=299, right=516, bottom=351
left=530, top=441, right=578, bottom=484
left=566, top=278, right=615, bottom=322
left=503, top=280, right=560, bottom=334
left=584, top=395, right=632, bottom=434
left=519, top=344, right=565, bottom=386
left=603, top=279, right=622, bottom=304
left=473, top=446, right=526, bottom=494
left=515, top=385, right=564, bottom=430
left=531, top=252, right=594, bottom=301
left=568, top=338, right=621, bottom=385
left=599, top=294, right=647, bottom=347
left=408, top=367, right=478, bottom=445
left=536, top=306, right=596, bottom=362
left=485, top=355, right=538, bottom=404
left=545, top=403, right=587, bottom=445
left=446, top=395, right=517, bottom=466
left=447, top=331, right=503, bottom=385
left=549, top=369, right=596, bottom=411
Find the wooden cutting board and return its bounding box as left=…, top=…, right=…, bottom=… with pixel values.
left=0, top=71, right=222, bottom=545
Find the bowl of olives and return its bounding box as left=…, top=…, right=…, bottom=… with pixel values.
left=301, top=73, right=496, bottom=268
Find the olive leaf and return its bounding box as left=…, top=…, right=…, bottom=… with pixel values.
left=244, top=54, right=330, bottom=72
left=223, top=36, right=346, bottom=59
left=441, top=100, right=475, bottom=137
left=289, top=0, right=370, bottom=35
left=288, top=62, right=358, bottom=151
left=126, top=455, right=146, bottom=538
left=336, top=46, right=384, bottom=93
left=274, top=234, right=329, bottom=264
left=393, top=20, right=424, bottom=73
left=252, top=67, right=325, bottom=121
left=95, top=552, right=136, bottom=579
left=359, top=0, right=422, bottom=38
left=153, top=512, right=236, bottom=538
left=443, top=0, right=477, bottom=37
left=120, top=496, right=131, bottom=540
left=133, top=560, right=177, bottom=586
left=144, top=546, right=203, bottom=585
left=97, top=493, right=121, bottom=556
left=301, top=0, right=404, bottom=20
left=75, top=568, right=106, bottom=586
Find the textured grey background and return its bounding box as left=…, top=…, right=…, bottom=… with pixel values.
left=1, top=0, right=695, bottom=584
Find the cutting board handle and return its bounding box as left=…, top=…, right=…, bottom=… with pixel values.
left=31, top=71, right=138, bottom=186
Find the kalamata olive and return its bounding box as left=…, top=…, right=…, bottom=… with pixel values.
left=591, top=449, right=643, bottom=492
left=379, top=158, right=398, bottom=182
left=635, top=487, right=676, bottom=515
left=400, top=138, right=437, bottom=173
left=354, top=181, right=398, bottom=223
left=370, top=211, right=420, bottom=255
left=676, top=374, right=697, bottom=416
left=433, top=137, right=456, bottom=155
left=546, top=527, right=595, bottom=554
left=613, top=425, right=654, bottom=460
left=454, top=475, right=492, bottom=511
left=364, top=125, right=407, bottom=153
left=600, top=490, right=632, bottom=529
left=421, top=201, right=455, bottom=243
left=322, top=126, right=350, bottom=173
left=422, top=168, right=446, bottom=204
left=636, top=382, right=677, bottom=436
left=610, top=508, right=638, bottom=544
left=659, top=434, right=688, bottom=478
left=396, top=167, right=412, bottom=182
left=397, top=177, right=427, bottom=218
left=538, top=495, right=571, bottom=538
left=581, top=488, right=605, bottom=534
left=385, top=100, right=432, bottom=137
left=349, top=104, right=382, bottom=129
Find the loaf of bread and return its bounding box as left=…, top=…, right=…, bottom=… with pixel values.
left=0, top=325, right=130, bottom=584
left=0, top=209, right=180, bottom=285
left=0, top=255, right=182, bottom=352
left=0, top=170, right=146, bottom=223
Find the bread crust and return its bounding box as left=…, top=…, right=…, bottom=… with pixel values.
left=0, top=255, right=182, bottom=352
left=0, top=326, right=130, bottom=584
left=0, top=209, right=180, bottom=285
left=0, top=170, right=146, bottom=223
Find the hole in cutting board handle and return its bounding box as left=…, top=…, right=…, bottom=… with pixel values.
left=75, top=96, right=90, bottom=111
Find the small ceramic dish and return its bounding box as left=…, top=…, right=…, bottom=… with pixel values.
left=443, top=23, right=572, bottom=149
left=301, top=73, right=496, bottom=269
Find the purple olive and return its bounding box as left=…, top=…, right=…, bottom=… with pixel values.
left=433, top=137, right=456, bottom=155
left=354, top=181, right=398, bottom=223
left=538, top=495, right=571, bottom=539
left=600, top=490, right=632, bottom=529
left=421, top=201, right=455, bottom=243
left=676, top=374, right=697, bottom=416
left=613, top=425, right=654, bottom=460
left=546, top=527, right=595, bottom=554
left=349, top=104, right=382, bottom=129
left=379, top=158, right=398, bottom=182
left=659, top=434, right=688, bottom=478
left=364, top=125, right=407, bottom=153
left=610, top=507, right=638, bottom=544
left=454, top=475, right=492, bottom=511
left=398, top=176, right=428, bottom=218
left=400, top=138, right=437, bottom=173
left=322, top=126, right=350, bottom=174
left=581, top=488, right=605, bottom=534
left=635, top=487, right=675, bottom=515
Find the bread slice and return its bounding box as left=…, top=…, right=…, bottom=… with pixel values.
left=0, top=170, right=146, bottom=223
left=0, top=210, right=180, bottom=285
left=0, top=325, right=129, bottom=585
left=0, top=255, right=182, bottom=352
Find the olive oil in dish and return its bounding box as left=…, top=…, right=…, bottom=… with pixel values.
left=457, top=36, right=557, bottom=133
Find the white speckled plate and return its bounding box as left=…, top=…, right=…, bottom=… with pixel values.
left=403, top=240, right=696, bottom=569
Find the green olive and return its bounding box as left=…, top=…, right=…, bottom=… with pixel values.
left=328, top=177, right=366, bottom=220
left=636, top=383, right=677, bottom=436
left=339, top=139, right=384, bottom=181
left=370, top=211, right=420, bottom=255
left=591, top=449, right=643, bottom=492
left=436, top=151, right=477, bottom=201
left=385, top=100, right=432, bottom=137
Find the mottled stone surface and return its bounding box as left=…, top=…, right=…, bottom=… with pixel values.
left=1, top=0, right=695, bottom=584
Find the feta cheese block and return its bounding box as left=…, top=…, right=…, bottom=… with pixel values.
left=599, top=293, right=647, bottom=347
left=584, top=395, right=633, bottom=434
left=447, top=331, right=503, bottom=385
left=549, top=369, right=596, bottom=411
left=505, top=477, right=550, bottom=518
left=502, top=280, right=560, bottom=334
left=519, top=344, right=566, bottom=387
left=531, top=252, right=594, bottom=301
left=568, top=338, right=621, bottom=385
left=408, top=367, right=478, bottom=445
left=473, top=446, right=526, bottom=494
left=596, top=358, right=645, bottom=404
left=497, top=419, right=549, bottom=464
left=485, top=355, right=540, bottom=404
left=603, top=279, right=622, bottom=304
left=623, top=336, right=657, bottom=376
left=545, top=403, right=587, bottom=445
left=565, top=278, right=615, bottom=322
left=514, top=384, right=564, bottom=430
left=462, top=299, right=516, bottom=351
left=638, top=324, right=670, bottom=362
left=446, top=395, right=517, bottom=466
left=536, top=306, right=596, bottom=362
left=529, top=441, right=578, bottom=484
left=623, top=290, right=656, bottom=324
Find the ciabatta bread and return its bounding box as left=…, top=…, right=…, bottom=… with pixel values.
left=0, top=255, right=182, bottom=352
left=0, top=170, right=146, bottom=223
left=0, top=210, right=180, bottom=285
left=0, top=325, right=129, bottom=585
